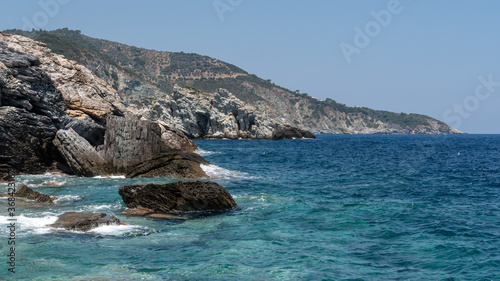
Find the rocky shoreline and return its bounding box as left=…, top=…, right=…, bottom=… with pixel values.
left=0, top=31, right=310, bottom=230
left=0, top=32, right=315, bottom=180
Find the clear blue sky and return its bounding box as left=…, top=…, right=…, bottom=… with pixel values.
left=1, top=0, right=499, bottom=133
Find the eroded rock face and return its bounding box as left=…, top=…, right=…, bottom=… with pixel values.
left=0, top=33, right=127, bottom=121
left=131, top=85, right=315, bottom=140
left=0, top=106, right=60, bottom=176
left=0, top=33, right=126, bottom=178
left=157, top=120, right=198, bottom=153
left=52, top=115, right=207, bottom=178
left=102, top=116, right=207, bottom=178
left=119, top=181, right=237, bottom=214
left=104, top=116, right=162, bottom=173
left=52, top=129, right=110, bottom=177
left=1, top=33, right=203, bottom=179
left=49, top=212, right=123, bottom=232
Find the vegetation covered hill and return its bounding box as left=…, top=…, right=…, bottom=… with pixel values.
left=5, top=28, right=461, bottom=134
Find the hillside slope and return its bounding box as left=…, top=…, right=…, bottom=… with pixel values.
left=5, top=28, right=462, bottom=134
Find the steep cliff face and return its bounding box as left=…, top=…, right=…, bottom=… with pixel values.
left=4, top=29, right=462, bottom=135
left=130, top=85, right=315, bottom=139
left=0, top=32, right=202, bottom=180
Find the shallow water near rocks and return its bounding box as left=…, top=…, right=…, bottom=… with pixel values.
left=1, top=135, right=499, bottom=280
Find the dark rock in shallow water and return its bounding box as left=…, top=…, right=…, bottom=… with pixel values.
left=49, top=212, right=123, bottom=232
left=119, top=181, right=237, bottom=214
left=13, top=185, right=56, bottom=204
left=272, top=124, right=316, bottom=140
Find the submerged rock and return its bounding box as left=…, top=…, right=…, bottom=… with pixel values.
left=122, top=208, right=187, bottom=220
left=49, top=212, right=123, bottom=232
left=119, top=181, right=237, bottom=214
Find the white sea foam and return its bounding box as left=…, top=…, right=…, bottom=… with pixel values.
left=0, top=214, right=59, bottom=235
left=93, top=175, right=126, bottom=179
left=201, top=164, right=251, bottom=180
left=79, top=202, right=122, bottom=212
left=195, top=148, right=218, bottom=156
left=54, top=195, right=83, bottom=204
left=90, top=224, right=150, bottom=236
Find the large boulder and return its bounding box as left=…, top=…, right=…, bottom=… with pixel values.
left=52, top=128, right=110, bottom=177
left=53, top=116, right=208, bottom=179
left=49, top=212, right=123, bottom=232
left=103, top=115, right=207, bottom=178
left=119, top=181, right=237, bottom=214
left=13, top=185, right=56, bottom=204
left=103, top=115, right=163, bottom=173
left=157, top=120, right=198, bottom=153
left=272, top=124, right=316, bottom=140
left=126, top=152, right=208, bottom=179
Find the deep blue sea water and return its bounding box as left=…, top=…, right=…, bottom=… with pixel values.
left=1, top=134, right=499, bottom=280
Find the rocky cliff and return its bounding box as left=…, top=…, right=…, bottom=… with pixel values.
left=130, top=85, right=315, bottom=140
left=4, top=29, right=463, bottom=135
left=0, top=32, right=204, bottom=180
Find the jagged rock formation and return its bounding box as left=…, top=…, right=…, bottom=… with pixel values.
left=53, top=115, right=208, bottom=178
left=13, top=185, right=57, bottom=204
left=53, top=128, right=110, bottom=177
left=102, top=115, right=207, bottom=178
left=5, top=29, right=463, bottom=135
left=119, top=181, right=237, bottom=214
left=272, top=124, right=316, bottom=140
left=0, top=32, right=203, bottom=179
left=49, top=212, right=123, bottom=232
left=131, top=85, right=316, bottom=139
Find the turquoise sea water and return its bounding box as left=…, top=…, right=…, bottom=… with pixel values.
left=1, top=135, right=499, bottom=280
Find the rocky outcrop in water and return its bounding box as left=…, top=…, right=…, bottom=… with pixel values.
left=13, top=185, right=57, bottom=204
left=103, top=116, right=208, bottom=178
left=119, top=181, right=237, bottom=214
left=0, top=185, right=56, bottom=204
left=53, top=115, right=208, bottom=178
left=49, top=212, right=123, bottom=232
left=131, top=85, right=316, bottom=140
left=272, top=124, right=316, bottom=140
